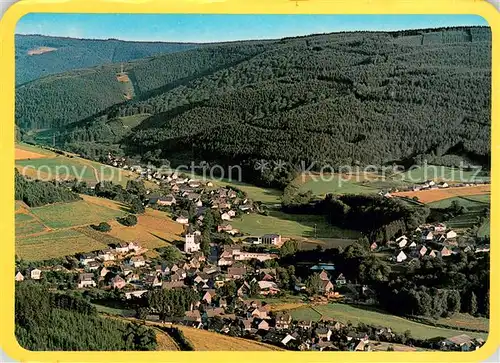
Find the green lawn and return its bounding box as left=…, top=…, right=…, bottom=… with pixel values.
left=289, top=304, right=488, bottom=340
left=297, top=175, right=379, bottom=197
left=16, top=229, right=108, bottom=261
left=298, top=238, right=357, bottom=250
left=212, top=179, right=282, bottom=204
left=289, top=307, right=322, bottom=322
left=231, top=210, right=361, bottom=239
left=31, top=200, right=125, bottom=229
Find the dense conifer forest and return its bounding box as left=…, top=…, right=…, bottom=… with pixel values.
left=16, top=34, right=200, bottom=85
left=16, top=27, right=492, bottom=186
left=15, top=169, right=81, bottom=207
left=15, top=282, right=157, bottom=351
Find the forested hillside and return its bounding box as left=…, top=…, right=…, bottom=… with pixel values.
left=16, top=42, right=272, bottom=129
left=15, top=34, right=199, bottom=84
left=15, top=282, right=157, bottom=351
left=16, top=27, right=492, bottom=186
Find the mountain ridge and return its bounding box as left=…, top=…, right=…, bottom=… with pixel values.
left=16, top=27, right=492, bottom=187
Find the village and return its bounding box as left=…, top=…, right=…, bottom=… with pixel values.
left=15, top=207, right=488, bottom=352
left=14, top=153, right=490, bottom=352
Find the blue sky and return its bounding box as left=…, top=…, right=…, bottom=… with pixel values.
left=16, top=14, right=488, bottom=43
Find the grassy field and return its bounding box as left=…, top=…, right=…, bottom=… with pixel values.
left=244, top=296, right=307, bottom=312
left=231, top=210, right=360, bottom=239
left=177, top=325, right=284, bottom=351
left=478, top=217, right=490, bottom=237
left=296, top=173, right=380, bottom=197
left=15, top=217, right=47, bottom=236
left=16, top=157, right=97, bottom=181
left=15, top=210, right=48, bottom=236
left=16, top=229, right=108, bottom=261
left=15, top=143, right=148, bottom=187
left=154, top=328, right=180, bottom=351
left=211, top=179, right=282, bottom=204
left=289, top=306, right=323, bottom=322
left=422, top=313, right=489, bottom=333
left=427, top=194, right=490, bottom=209
left=31, top=200, right=125, bottom=229
left=15, top=196, right=182, bottom=260
left=107, top=208, right=184, bottom=253
left=393, top=185, right=490, bottom=204
left=396, top=165, right=490, bottom=183
left=15, top=143, right=57, bottom=159
left=298, top=237, right=357, bottom=251
left=288, top=304, right=488, bottom=340
left=428, top=194, right=490, bottom=231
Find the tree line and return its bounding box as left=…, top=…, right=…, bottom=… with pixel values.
left=15, top=169, right=81, bottom=207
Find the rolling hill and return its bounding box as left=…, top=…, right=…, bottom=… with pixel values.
left=16, top=27, right=492, bottom=187
left=15, top=34, right=200, bottom=85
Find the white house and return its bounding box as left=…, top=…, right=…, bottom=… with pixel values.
left=30, top=268, right=42, bottom=280
left=115, top=243, right=130, bottom=254
left=281, top=334, right=296, bottom=346
left=423, top=231, right=434, bottom=241
left=128, top=241, right=141, bottom=252
left=98, top=249, right=115, bottom=261
left=396, top=251, right=407, bottom=263
left=409, top=241, right=417, bottom=248
left=79, top=253, right=96, bottom=266
left=398, top=239, right=408, bottom=248
left=446, top=230, right=458, bottom=239
left=128, top=256, right=146, bottom=268
left=15, top=271, right=24, bottom=282
left=78, top=273, right=96, bottom=288
left=125, top=290, right=148, bottom=299
left=184, top=233, right=201, bottom=253
left=221, top=212, right=231, bottom=221
left=258, top=234, right=282, bottom=245
left=434, top=224, right=447, bottom=232
left=176, top=216, right=189, bottom=224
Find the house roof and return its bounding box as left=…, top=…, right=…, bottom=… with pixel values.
left=79, top=273, right=94, bottom=281
left=162, top=281, right=186, bottom=289
left=446, top=334, right=473, bottom=346
left=228, top=267, right=247, bottom=276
